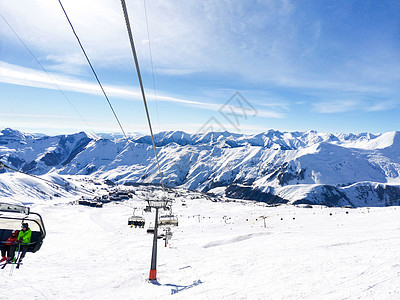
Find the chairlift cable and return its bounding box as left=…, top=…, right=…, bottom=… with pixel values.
left=0, top=161, right=96, bottom=197
left=0, top=12, right=96, bottom=136
left=120, top=0, right=166, bottom=194
left=57, top=0, right=140, bottom=163
left=129, top=0, right=159, bottom=183
left=143, top=0, right=161, bottom=133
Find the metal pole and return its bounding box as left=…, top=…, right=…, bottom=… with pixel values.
left=149, top=207, right=159, bottom=280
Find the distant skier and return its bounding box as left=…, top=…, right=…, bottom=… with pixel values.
left=17, top=223, right=32, bottom=263
left=0, top=230, right=19, bottom=262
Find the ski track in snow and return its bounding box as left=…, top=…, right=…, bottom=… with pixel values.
left=324, top=236, right=400, bottom=248
left=203, top=232, right=271, bottom=248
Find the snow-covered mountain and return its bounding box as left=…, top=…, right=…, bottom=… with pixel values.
left=1, top=127, right=400, bottom=207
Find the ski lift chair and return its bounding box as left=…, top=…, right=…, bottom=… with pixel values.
left=158, top=214, right=178, bottom=227
left=0, top=203, right=46, bottom=253
left=146, top=225, right=155, bottom=234
left=128, top=216, right=145, bottom=228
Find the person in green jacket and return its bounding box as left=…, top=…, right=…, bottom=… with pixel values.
left=17, top=223, right=32, bottom=262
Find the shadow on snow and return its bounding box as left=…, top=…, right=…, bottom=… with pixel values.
left=150, top=278, right=203, bottom=295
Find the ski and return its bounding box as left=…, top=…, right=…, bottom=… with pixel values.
left=15, top=248, right=23, bottom=269
left=10, top=244, right=23, bottom=271
left=16, top=260, right=22, bottom=269
left=0, top=260, right=22, bottom=269
left=1, top=261, right=10, bottom=269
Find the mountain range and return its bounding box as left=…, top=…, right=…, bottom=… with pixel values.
left=1, top=127, right=400, bottom=207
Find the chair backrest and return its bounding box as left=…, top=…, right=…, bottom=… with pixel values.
left=0, top=229, right=12, bottom=244
left=0, top=229, right=43, bottom=253
left=28, top=231, right=43, bottom=252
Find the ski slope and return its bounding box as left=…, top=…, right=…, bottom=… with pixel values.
left=1, top=192, right=399, bottom=299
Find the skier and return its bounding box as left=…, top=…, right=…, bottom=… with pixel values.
left=0, top=230, right=19, bottom=262
left=17, top=223, right=32, bottom=263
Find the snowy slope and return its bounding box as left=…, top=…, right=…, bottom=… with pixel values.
left=1, top=128, right=400, bottom=207
left=0, top=184, right=399, bottom=299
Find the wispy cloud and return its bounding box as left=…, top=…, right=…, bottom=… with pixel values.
left=0, top=113, right=81, bottom=119
left=313, top=98, right=399, bottom=114
left=313, top=100, right=361, bottom=113
left=0, top=61, right=287, bottom=120
left=0, top=61, right=187, bottom=103
left=366, top=100, right=398, bottom=112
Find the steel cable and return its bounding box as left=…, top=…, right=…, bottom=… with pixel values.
left=57, top=0, right=139, bottom=163
left=120, top=0, right=166, bottom=194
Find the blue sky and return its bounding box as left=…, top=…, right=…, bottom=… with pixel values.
left=0, top=0, right=399, bottom=136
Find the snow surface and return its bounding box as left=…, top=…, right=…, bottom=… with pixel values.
left=1, top=180, right=400, bottom=299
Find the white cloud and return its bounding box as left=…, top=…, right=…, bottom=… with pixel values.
left=0, top=113, right=81, bottom=120
left=0, top=61, right=287, bottom=120
left=313, top=98, right=398, bottom=114
left=313, top=100, right=361, bottom=113
left=366, top=100, right=398, bottom=112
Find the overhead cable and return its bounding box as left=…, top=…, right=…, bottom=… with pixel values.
left=143, top=0, right=161, bottom=132
left=120, top=0, right=166, bottom=194
left=0, top=12, right=96, bottom=135
left=57, top=0, right=139, bottom=161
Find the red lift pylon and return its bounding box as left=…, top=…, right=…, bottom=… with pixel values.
left=147, top=199, right=170, bottom=280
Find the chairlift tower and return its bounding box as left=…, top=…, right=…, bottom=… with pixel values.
left=146, top=199, right=170, bottom=280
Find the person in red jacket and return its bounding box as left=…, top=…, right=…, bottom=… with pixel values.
left=0, top=230, right=19, bottom=262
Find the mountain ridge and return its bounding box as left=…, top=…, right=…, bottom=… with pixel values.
left=1, top=127, right=400, bottom=207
